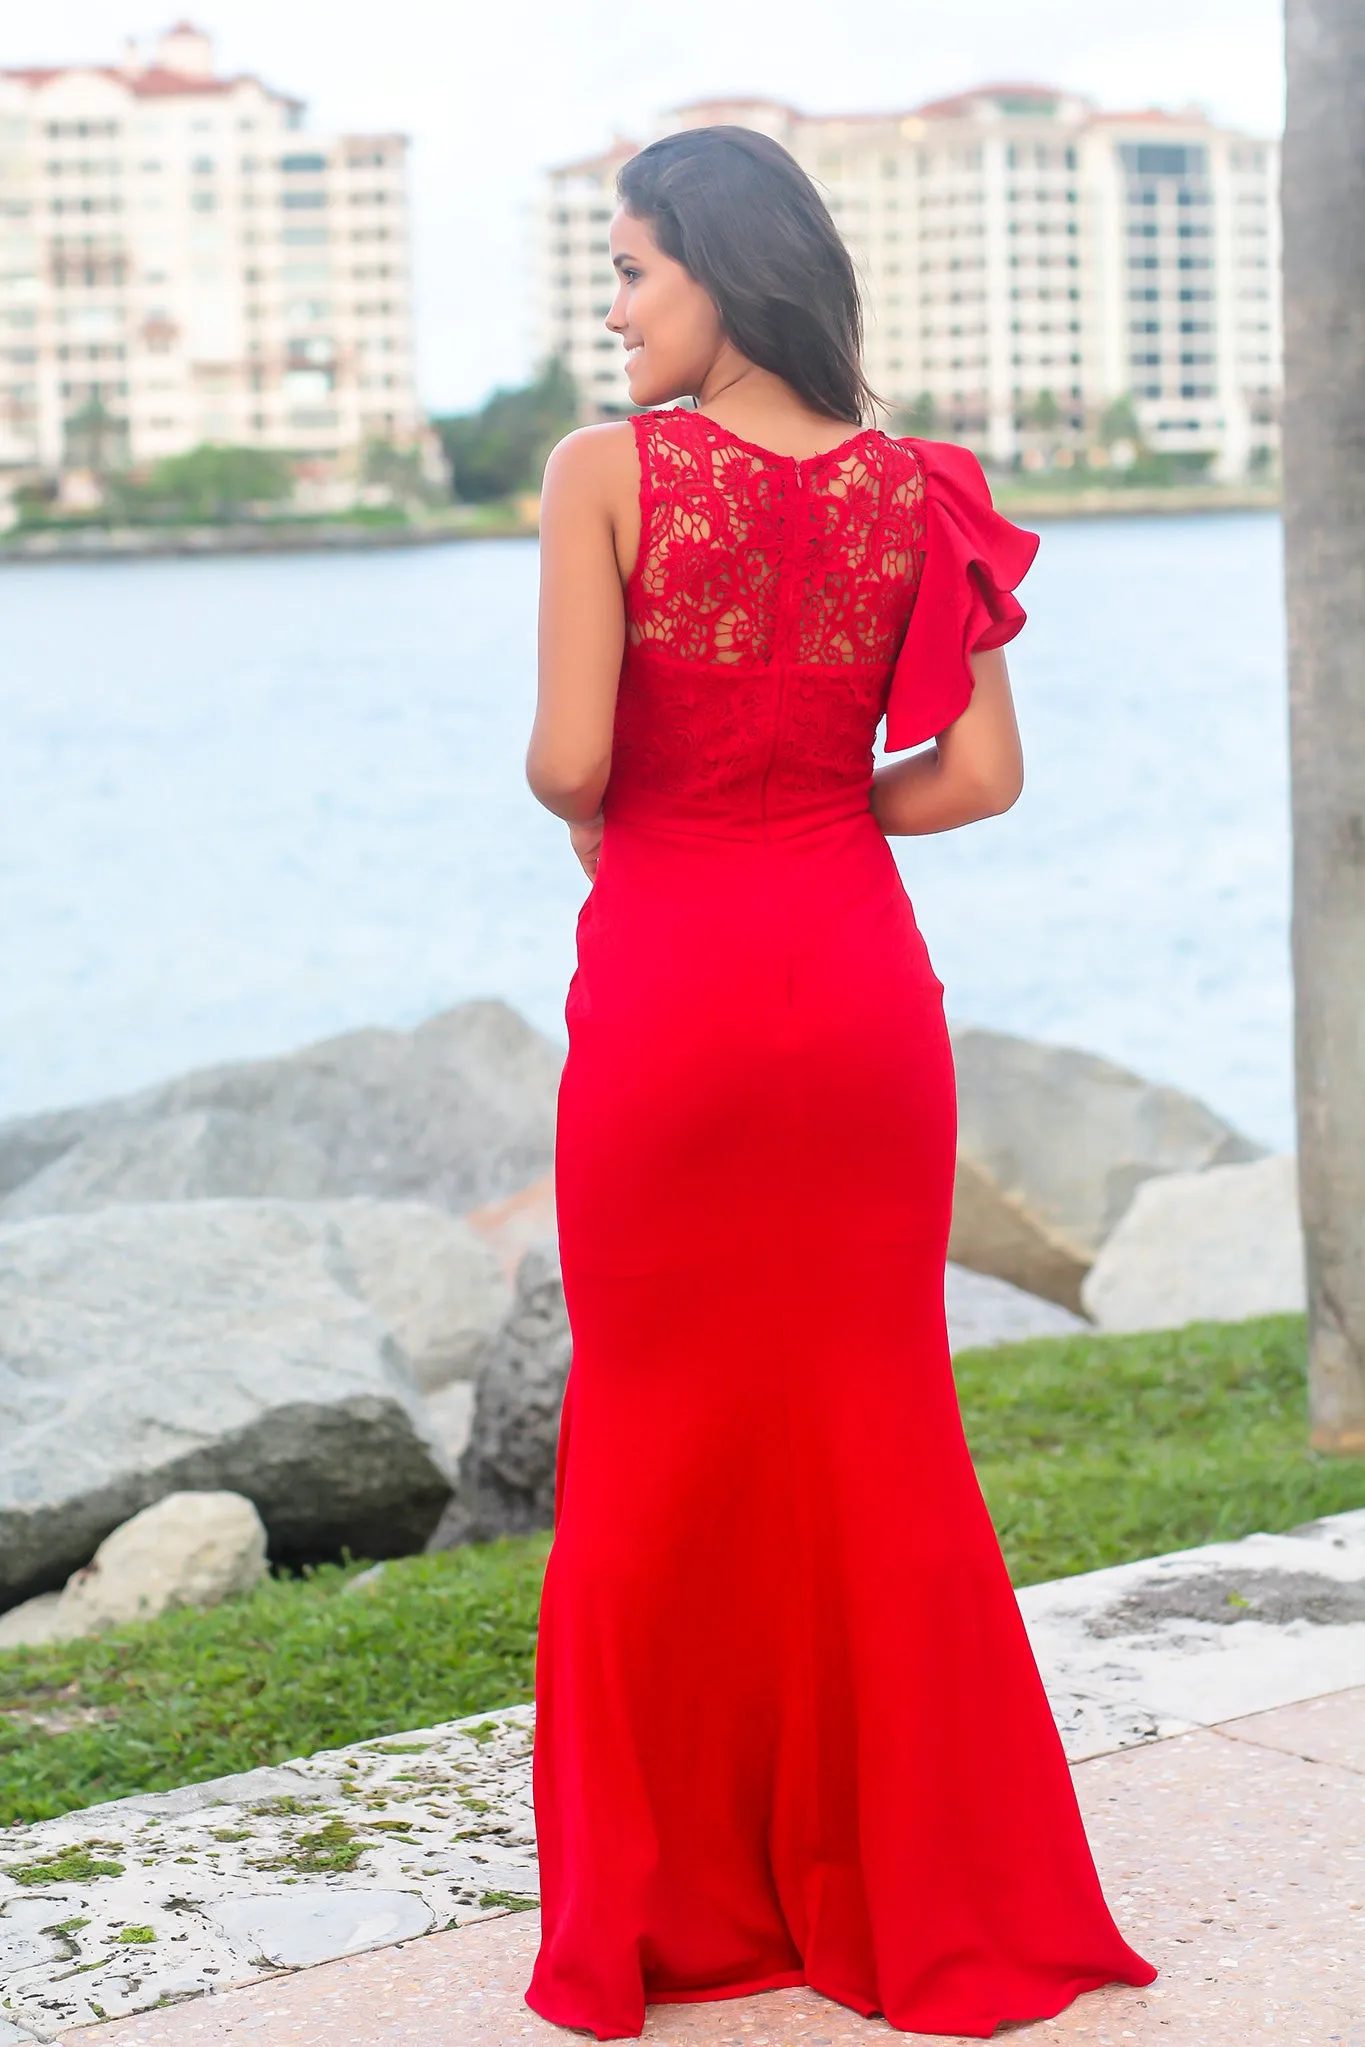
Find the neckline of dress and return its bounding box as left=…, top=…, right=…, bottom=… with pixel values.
left=674, top=409, right=889, bottom=470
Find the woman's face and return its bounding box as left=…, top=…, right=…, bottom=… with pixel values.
left=606, top=209, right=728, bottom=408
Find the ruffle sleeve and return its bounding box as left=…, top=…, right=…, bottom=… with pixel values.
left=882, top=438, right=1040, bottom=752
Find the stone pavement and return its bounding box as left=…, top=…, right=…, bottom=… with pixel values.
left=53, top=1689, right=1365, bottom=2045
left=0, top=1511, right=1360, bottom=2044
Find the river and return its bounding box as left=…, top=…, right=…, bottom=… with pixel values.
left=0, top=511, right=1292, bottom=1148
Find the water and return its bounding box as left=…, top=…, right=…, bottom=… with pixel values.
left=0, top=512, right=1292, bottom=1148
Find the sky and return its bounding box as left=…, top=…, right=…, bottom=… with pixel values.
left=28, top=2, right=1286, bottom=412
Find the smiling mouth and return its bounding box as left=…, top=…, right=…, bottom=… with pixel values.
left=624, top=344, right=643, bottom=363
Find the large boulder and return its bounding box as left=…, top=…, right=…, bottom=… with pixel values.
left=0, top=998, right=564, bottom=1220
left=3, top=1492, right=270, bottom=1646
left=320, top=1199, right=511, bottom=1390
left=0, top=1201, right=455, bottom=1611
left=0, top=1108, right=334, bottom=1221
left=428, top=1240, right=571, bottom=1549
left=0, top=1592, right=64, bottom=1649
left=945, top=1263, right=1088, bottom=1354
left=948, top=1025, right=1264, bottom=1311
left=464, top=1169, right=558, bottom=1280
left=1081, top=1154, right=1305, bottom=1333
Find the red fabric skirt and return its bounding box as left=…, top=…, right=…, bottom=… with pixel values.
left=527, top=810, right=1155, bottom=2039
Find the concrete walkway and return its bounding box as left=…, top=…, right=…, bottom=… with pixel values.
left=55, top=1686, right=1365, bottom=2045
left=0, top=1510, right=1360, bottom=2044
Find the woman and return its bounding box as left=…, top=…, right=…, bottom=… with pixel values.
left=524, top=125, right=1155, bottom=2041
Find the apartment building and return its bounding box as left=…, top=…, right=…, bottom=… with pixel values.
left=537, top=84, right=1280, bottom=477
left=0, top=22, right=423, bottom=477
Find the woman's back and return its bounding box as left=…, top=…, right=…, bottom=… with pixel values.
left=604, top=406, right=1036, bottom=842
left=610, top=408, right=926, bottom=835
left=613, top=407, right=925, bottom=831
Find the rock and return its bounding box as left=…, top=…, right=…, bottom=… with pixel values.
left=343, top=1562, right=388, bottom=1595
left=208, top=1889, right=434, bottom=1968
left=0, top=1200, right=454, bottom=1611
left=0, top=1109, right=333, bottom=1222
left=0, top=1592, right=64, bottom=1651
left=54, top=1491, right=267, bottom=1638
left=88, top=1763, right=344, bottom=1821
left=1081, top=1154, right=1305, bottom=1333
left=948, top=1025, right=1263, bottom=1310
left=424, top=1380, right=476, bottom=1466
left=465, top=1169, right=558, bottom=1281
left=0, top=998, right=564, bottom=1219
left=949, top=1151, right=1094, bottom=1320
left=428, top=1239, right=571, bottom=1549
left=0, top=1899, right=71, bottom=1992
left=945, top=1263, right=1089, bottom=1353
left=322, top=1199, right=510, bottom=1390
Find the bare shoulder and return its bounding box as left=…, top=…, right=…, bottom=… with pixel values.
left=542, top=421, right=637, bottom=499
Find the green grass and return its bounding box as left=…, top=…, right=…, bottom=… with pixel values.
left=960, top=1312, right=1364, bottom=1584
left=1, top=1313, right=1361, bottom=1829
left=0, top=1537, right=549, bottom=1828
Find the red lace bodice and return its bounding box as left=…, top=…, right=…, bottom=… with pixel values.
left=605, top=407, right=1039, bottom=835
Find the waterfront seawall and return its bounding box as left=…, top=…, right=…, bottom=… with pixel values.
left=0, top=485, right=1279, bottom=564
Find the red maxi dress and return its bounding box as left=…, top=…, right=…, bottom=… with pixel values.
left=526, top=407, right=1155, bottom=2040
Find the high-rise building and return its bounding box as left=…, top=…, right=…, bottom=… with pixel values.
left=0, top=22, right=423, bottom=477
left=538, top=85, right=1280, bottom=478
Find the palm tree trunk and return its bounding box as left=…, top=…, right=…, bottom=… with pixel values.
left=1283, top=0, right=1365, bottom=1452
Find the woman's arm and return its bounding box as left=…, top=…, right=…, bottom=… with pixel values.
left=869, top=646, right=1024, bottom=837
left=525, top=425, right=633, bottom=826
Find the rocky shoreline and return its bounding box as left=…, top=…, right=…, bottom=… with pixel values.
left=0, top=998, right=1305, bottom=1642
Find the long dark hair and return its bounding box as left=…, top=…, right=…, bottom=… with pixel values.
left=616, top=126, right=874, bottom=426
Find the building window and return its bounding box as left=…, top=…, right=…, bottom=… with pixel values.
left=1118, top=143, right=1208, bottom=178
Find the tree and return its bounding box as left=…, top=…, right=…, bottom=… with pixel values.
left=895, top=391, right=939, bottom=437
left=433, top=357, right=579, bottom=503
left=1027, top=388, right=1061, bottom=434
left=1098, top=393, right=1141, bottom=447
left=130, top=443, right=294, bottom=521
left=1283, top=0, right=1365, bottom=1453
left=361, top=436, right=449, bottom=508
